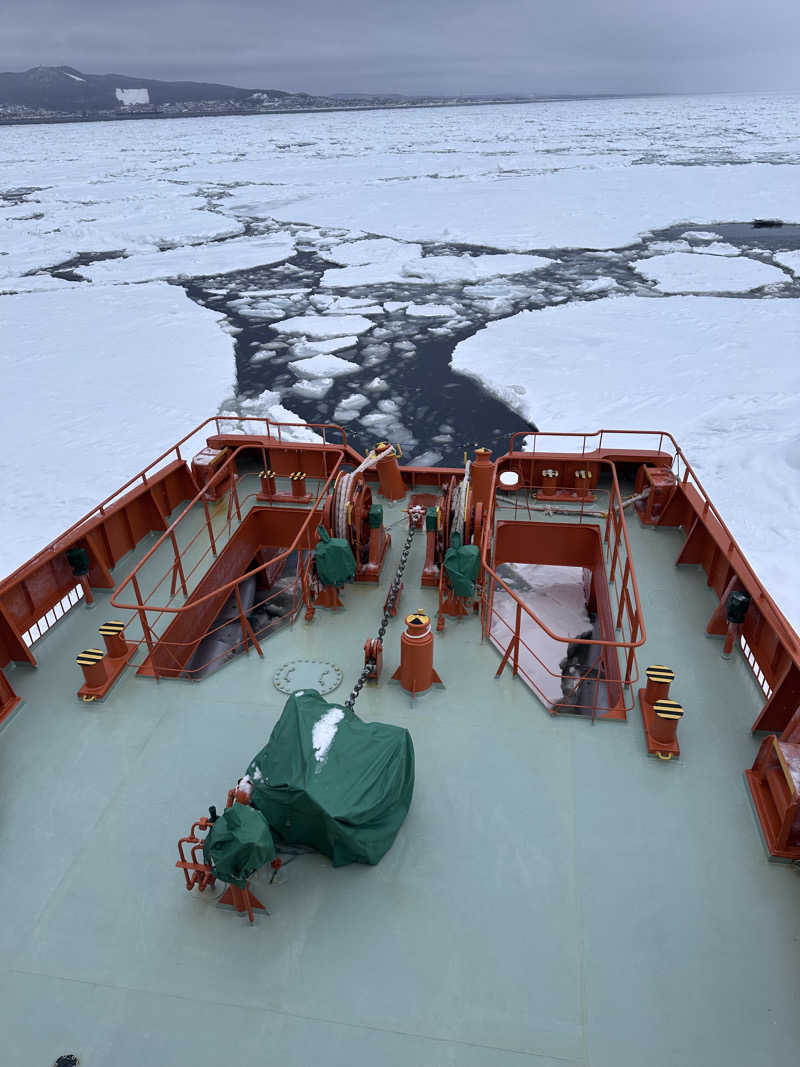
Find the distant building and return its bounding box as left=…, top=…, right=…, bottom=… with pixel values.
left=115, top=87, right=150, bottom=108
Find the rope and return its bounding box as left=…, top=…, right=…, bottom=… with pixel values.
left=343, top=521, right=417, bottom=710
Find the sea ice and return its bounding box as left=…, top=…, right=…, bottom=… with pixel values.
left=288, top=354, right=361, bottom=379
left=451, top=295, right=800, bottom=630
left=405, top=303, right=455, bottom=318
left=273, top=314, right=375, bottom=338
left=1, top=282, right=234, bottom=576
left=577, top=276, right=618, bottom=293
left=292, top=377, right=335, bottom=398
left=774, top=251, right=800, bottom=274
left=631, top=252, right=785, bottom=292
left=299, top=336, right=360, bottom=354
left=77, top=235, right=295, bottom=284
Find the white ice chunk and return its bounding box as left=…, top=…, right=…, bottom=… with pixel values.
left=410, top=450, right=443, bottom=466
left=632, top=252, right=785, bottom=292
left=292, top=376, right=335, bottom=398
left=698, top=242, right=741, bottom=256
left=577, top=276, right=618, bottom=293
left=273, top=314, right=374, bottom=338
left=405, top=303, right=455, bottom=318
left=288, top=354, right=360, bottom=379
left=300, top=336, right=359, bottom=354
left=401, top=253, right=551, bottom=284
left=774, top=251, right=800, bottom=274
left=681, top=231, right=721, bottom=240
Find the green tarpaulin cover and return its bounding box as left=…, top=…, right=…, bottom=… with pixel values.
left=246, top=690, right=414, bottom=867
left=203, top=803, right=275, bottom=888
left=314, top=525, right=356, bottom=588
left=443, top=531, right=481, bottom=597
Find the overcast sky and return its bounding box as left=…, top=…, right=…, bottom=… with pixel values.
left=3, top=0, right=800, bottom=96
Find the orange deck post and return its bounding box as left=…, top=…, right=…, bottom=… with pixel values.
left=643, top=664, right=675, bottom=705
left=257, top=469, right=277, bottom=500
left=290, top=471, right=311, bottom=502
left=98, top=619, right=129, bottom=659
left=538, top=468, right=559, bottom=499
left=470, top=447, right=494, bottom=511
left=573, top=469, right=595, bottom=502
left=375, top=443, right=405, bottom=501
left=391, top=611, right=442, bottom=696
left=76, top=648, right=108, bottom=697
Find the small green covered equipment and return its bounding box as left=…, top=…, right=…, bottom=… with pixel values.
left=246, top=689, right=414, bottom=867
left=203, top=803, right=275, bottom=888
left=314, top=525, right=356, bottom=588
left=443, top=530, right=481, bottom=597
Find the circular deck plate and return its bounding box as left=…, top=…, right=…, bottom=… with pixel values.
left=273, top=659, right=343, bottom=696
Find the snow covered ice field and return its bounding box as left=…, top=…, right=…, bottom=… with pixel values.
left=1, top=92, right=800, bottom=629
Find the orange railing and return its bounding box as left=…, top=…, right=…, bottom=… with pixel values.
left=480, top=460, right=645, bottom=720
left=110, top=440, right=346, bottom=673
left=508, top=427, right=799, bottom=657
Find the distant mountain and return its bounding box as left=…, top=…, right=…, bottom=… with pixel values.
left=0, top=65, right=315, bottom=114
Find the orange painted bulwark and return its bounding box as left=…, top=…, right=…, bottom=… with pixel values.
left=138, top=507, right=313, bottom=678
left=0, top=668, right=21, bottom=723
left=0, top=459, right=196, bottom=669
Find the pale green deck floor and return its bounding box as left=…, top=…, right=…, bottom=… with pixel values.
left=2, top=495, right=799, bottom=1067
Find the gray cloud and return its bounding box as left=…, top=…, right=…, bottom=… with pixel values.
left=3, top=0, right=800, bottom=95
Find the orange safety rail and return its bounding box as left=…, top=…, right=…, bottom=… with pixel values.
left=480, top=460, right=645, bottom=721
left=111, top=440, right=347, bottom=677
left=0, top=415, right=352, bottom=674
left=506, top=429, right=800, bottom=738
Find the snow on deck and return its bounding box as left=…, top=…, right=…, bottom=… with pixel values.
left=491, top=564, right=592, bottom=706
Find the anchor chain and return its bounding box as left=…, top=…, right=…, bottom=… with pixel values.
left=343, top=522, right=418, bottom=710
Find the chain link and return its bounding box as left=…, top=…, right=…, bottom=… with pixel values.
left=344, top=523, right=418, bottom=710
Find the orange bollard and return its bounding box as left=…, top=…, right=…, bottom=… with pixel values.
left=76, top=648, right=107, bottom=690
left=644, top=664, right=675, bottom=705
left=573, top=469, right=594, bottom=500
left=539, top=468, right=559, bottom=498
left=470, top=447, right=494, bottom=512
left=258, top=469, right=277, bottom=499
left=290, top=471, right=310, bottom=501
left=651, top=699, right=683, bottom=756
left=391, top=611, right=442, bottom=696
left=98, top=620, right=128, bottom=659
left=375, top=443, right=405, bottom=501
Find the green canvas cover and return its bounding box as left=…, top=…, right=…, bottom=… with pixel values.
left=202, top=803, right=275, bottom=888
left=314, top=525, right=356, bottom=587
left=443, top=531, right=481, bottom=597
left=246, top=689, right=414, bottom=867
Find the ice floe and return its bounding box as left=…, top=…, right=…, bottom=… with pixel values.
left=451, top=295, right=800, bottom=630
left=631, top=252, right=786, bottom=292
left=1, top=282, right=235, bottom=576
left=405, top=303, right=455, bottom=318
left=288, top=354, right=361, bottom=379
left=273, top=314, right=375, bottom=338
left=77, top=235, right=295, bottom=284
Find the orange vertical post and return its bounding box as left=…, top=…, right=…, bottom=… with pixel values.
left=375, top=443, right=405, bottom=501
left=470, top=447, right=493, bottom=512
left=391, top=611, right=442, bottom=696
